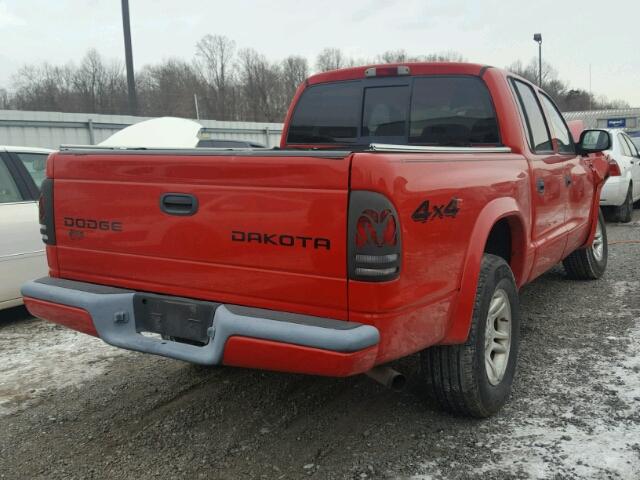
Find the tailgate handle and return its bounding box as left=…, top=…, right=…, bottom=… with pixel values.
left=160, top=193, right=199, bottom=216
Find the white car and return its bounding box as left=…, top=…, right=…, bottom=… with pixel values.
left=600, top=130, right=640, bottom=223
left=0, top=146, right=52, bottom=310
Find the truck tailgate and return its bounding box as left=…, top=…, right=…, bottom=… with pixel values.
left=48, top=150, right=351, bottom=318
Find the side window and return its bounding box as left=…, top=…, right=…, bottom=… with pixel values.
left=511, top=80, right=553, bottom=153
left=539, top=94, right=575, bottom=154
left=15, top=153, right=48, bottom=190
left=0, top=159, right=24, bottom=204
left=618, top=134, right=632, bottom=156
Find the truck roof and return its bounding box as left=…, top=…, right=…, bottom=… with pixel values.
left=306, top=62, right=493, bottom=86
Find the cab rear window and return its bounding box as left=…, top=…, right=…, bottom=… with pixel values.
left=286, top=76, right=500, bottom=146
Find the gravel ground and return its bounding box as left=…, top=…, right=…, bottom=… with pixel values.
left=1, top=211, right=638, bottom=480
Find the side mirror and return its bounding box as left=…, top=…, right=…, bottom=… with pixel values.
left=578, top=129, right=611, bottom=155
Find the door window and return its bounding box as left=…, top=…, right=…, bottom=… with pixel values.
left=539, top=94, right=575, bottom=154
left=0, top=160, right=24, bottom=203
left=15, top=152, right=48, bottom=190
left=511, top=80, right=553, bottom=153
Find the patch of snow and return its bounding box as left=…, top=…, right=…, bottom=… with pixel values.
left=611, top=280, right=640, bottom=299
left=0, top=319, right=128, bottom=416
left=411, top=461, right=445, bottom=480
left=412, top=308, right=640, bottom=479
left=472, top=314, right=640, bottom=478
left=473, top=421, right=639, bottom=479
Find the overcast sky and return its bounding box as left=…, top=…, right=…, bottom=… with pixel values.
left=1, top=0, right=639, bottom=105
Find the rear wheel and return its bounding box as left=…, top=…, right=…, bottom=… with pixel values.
left=612, top=183, right=633, bottom=223
left=420, top=254, right=520, bottom=417
left=563, top=209, right=608, bottom=280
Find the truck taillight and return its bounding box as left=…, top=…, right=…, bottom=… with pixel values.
left=348, top=191, right=401, bottom=282
left=39, top=178, right=56, bottom=245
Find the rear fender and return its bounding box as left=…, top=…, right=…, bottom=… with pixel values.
left=440, top=197, right=528, bottom=345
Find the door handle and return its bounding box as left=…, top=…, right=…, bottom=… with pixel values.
left=160, top=193, right=199, bottom=216
left=536, top=178, right=545, bottom=194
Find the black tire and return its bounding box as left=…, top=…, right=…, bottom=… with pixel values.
left=420, top=254, right=520, bottom=418
left=563, top=209, right=608, bottom=280
left=612, top=183, right=633, bottom=223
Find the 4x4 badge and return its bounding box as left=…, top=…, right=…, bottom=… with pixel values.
left=412, top=198, right=460, bottom=223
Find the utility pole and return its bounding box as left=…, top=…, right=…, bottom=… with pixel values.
left=533, top=33, right=542, bottom=86
left=121, top=0, right=138, bottom=115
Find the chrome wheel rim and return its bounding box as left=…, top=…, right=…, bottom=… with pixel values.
left=485, top=289, right=512, bottom=386
left=592, top=221, right=604, bottom=261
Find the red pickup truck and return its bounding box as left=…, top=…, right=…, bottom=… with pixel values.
left=23, top=63, right=611, bottom=417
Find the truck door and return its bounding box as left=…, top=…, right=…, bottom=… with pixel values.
left=510, top=79, right=569, bottom=279
left=538, top=93, right=594, bottom=257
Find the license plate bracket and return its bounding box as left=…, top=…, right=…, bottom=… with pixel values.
left=133, top=293, right=218, bottom=345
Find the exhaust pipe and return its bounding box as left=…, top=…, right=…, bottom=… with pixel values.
left=365, top=366, right=406, bottom=391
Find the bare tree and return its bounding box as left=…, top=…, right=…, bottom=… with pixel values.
left=237, top=49, right=284, bottom=122
left=280, top=55, right=308, bottom=103
left=507, top=58, right=567, bottom=103
left=2, top=39, right=631, bottom=119
left=195, top=35, right=237, bottom=119
left=315, top=48, right=353, bottom=72
left=138, top=59, right=205, bottom=118
left=377, top=50, right=465, bottom=64
left=72, top=49, right=127, bottom=114
left=562, top=89, right=594, bottom=111
left=12, top=63, right=76, bottom=112
left=590, top=95, right=629, bottom=110
left=0, top=88, right=10, bottom=109
left=423, top=51, right=466, bottom=63
left=508, top=58, right=559, bottom=87
left=73, top=49, right=105, bottom=113
left=377, top=50, right=410, bottom=63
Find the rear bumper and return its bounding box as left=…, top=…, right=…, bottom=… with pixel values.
left=22, top=277, right=379, bottom=377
